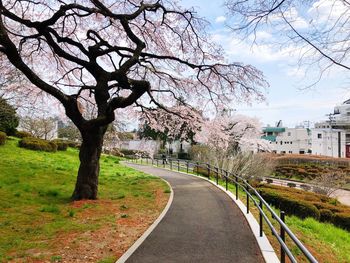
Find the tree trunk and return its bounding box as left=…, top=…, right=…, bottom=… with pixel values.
left=71, top=126, right=106, bottom=200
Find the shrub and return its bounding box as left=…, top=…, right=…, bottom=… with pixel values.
left=260, top=188, right=320, bottom=220
left=0, top=131, right=6, bottom=145
left=66, top=140, right=80, bottom=148
left=333, top=213, right=350, bottom=231
left=0, top=98, right=19, bottom=135
left=287, top=182, right=296, bottom=188
left=193, top=165, right=213, bottom=177
left=51, top=139, right=68, bottom=151
left=266, top=178, right=273, bottom=184
left=320, top=209, right=333, bottom=222
left=178, top=152, right=190, bottom=160
left=14, top=130, right=32, bottom=138
left=300, top=184, right=311, bottom=191
left=19, top=137, right=57, bottom=152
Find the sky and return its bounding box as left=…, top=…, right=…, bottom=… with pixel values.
left=180, top=0, right=350, bottom=128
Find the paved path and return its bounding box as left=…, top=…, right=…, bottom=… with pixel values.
left=124, top=163, right=264, bottom=263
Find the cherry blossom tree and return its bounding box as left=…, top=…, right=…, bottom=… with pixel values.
left=0, top=0, right=267, bottom=200
left=194, top=113, right=269, bottom=168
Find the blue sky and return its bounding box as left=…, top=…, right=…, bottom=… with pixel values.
left=180, top=0, right=350, bottom=128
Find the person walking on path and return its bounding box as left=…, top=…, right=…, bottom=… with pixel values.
left=162, top=153, right=167, bottom=164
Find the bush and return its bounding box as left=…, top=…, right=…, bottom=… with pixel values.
left=0, top=98, right=19, bottom=135
left=177, top=152, right=190, bottom=160
left=287, top=182, right=296, bottom=188
left=14, top=130, right=32, bottom=138
left=300, top=184, right=311, bottom=191
left=51, top=139, right=68, bottom=151
left=19, top=137, right=57, bottom=152
left=66, top=141, right=80, bottom=148
left=266, top=178, right=273, bottom=184
left=120, top=148, right=138, bottom=156
left=260, top=188, right=320, bottom=220
left=333, top=213, right=350, bottom=231
left=193, top=165, right=213, bottom=177
left=320, top=209, right=333, bottom=222
left=0, top=131, right=6, bottom=145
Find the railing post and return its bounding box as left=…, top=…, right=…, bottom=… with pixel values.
left=196, top=162, right=199, bottom=175
left=170, top=159, right=172, bottom=170
left=225, top=171, right=228, bottom=191
left=235, top=176, right=238, bottom=200
left=163, top=157, right=165, bottom=168
left=141, top=158, right=143, bottom=164
left=215, top=167, right=219, bottom=185
left=152, top=158, right=154, bottom=166
left=186, top=161, right=189, bottom=174
left=207, top=164, right=210, bottom=179
left=259, top=195, right=263, bottom=237
left=178, top=160, right=180, bottom=171
left=246, top=185, right=249, bottom=214
left=156, top=159, right=159, bottom=167
left=280, top=211, right=286, bottom=263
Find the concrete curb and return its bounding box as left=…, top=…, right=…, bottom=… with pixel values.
left=134, top=163, right=280, bottom=263
left=116, top=177, right=174, bottom=263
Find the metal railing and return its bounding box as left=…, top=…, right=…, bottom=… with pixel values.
left=128, top=156, right=318, bottom=263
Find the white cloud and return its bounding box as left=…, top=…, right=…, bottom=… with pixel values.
left=215, top=16, right=226, bottom=23
left=308, top=0, right=348, bottom=23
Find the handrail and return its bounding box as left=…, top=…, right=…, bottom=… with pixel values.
left=128, top=156, right=318, bottom=263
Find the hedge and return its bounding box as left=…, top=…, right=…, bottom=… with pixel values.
left=0, top=131, right=6, bottom=145
left=51, top=139, right=68, bottom=151
left=259, top=188, right=320, bottom=220
left=333, top=213, right=350, bottom=231
left=19, top=137, right=57, bottom=152
left=177, top=152, right=190, bottom=160
left=193, top=165, right=215, bottom=177
left=258, top=184, right=350, bottom=231
left=14, top=130, right=32, bottom=138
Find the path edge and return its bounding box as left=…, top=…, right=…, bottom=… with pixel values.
left=115, top=177, right=174, bottom=263
left=193, top=174, right=280, bottom=263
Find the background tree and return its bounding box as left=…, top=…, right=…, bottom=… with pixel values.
left=226, top=0, right=350, bottom=83
left=0, top=97, right=18, bottom=135
left=20, top=116, right=57, bottom=140
left=311, top=171, right=347, bottom=197
left=58, top=121, right=81, bottom=142
left=191, top=113, right=271, bottom=177
left=0, top=1, right=267, bottom=200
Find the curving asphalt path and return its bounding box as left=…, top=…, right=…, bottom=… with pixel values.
left=124, top=163, right=264, bottom=263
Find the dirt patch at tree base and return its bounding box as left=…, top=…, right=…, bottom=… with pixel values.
left=9, top=189, right=169, bottom=263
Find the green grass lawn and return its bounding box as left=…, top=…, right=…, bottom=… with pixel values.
left=0, top=138, right=170, bottom=262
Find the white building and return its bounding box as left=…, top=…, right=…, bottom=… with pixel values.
left=311, top=128, right=347, bottom=158
left=262, top=125, right=312, bottom=154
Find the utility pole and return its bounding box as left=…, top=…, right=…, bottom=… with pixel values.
left=326, top=113, right=335, bottom=157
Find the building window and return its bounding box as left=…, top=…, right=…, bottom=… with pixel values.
left=299, top=150, right=305, bottom=154
left=280, top=141, right=283, bottom=145
left=281, top=151, right=286, bottom=154
left=287, top=132, right=291, bottom=136
left=289, top=151, right=293, bottom=154
left=317, top=133, right=322, bottom=139
left=290, top=142, right=293, bottom=144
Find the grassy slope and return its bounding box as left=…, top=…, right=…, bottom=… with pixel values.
left=210, top=176, right=350, bottom=262
left=0, top=138, right=169, bottom=262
